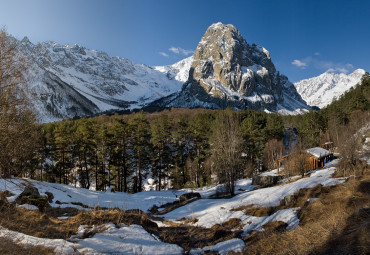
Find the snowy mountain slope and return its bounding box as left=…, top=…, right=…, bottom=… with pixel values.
left=17, top=37, right=190, bottom=122
left=150, top=22, right=309, bottom=113
left=294, top=69, right=366, bottom=108
left=12, top=23, right=312, bottom=122
left=154, top=56, right=193, bottom=82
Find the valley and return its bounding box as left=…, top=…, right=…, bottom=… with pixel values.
left=0, top=12, right=369, bottom=255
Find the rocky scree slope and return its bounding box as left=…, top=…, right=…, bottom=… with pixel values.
left=150, top=22, right=309, bottom=113
left=294, top=69, right=366, bottom=109
left=17, top=37, right=191, bottom=122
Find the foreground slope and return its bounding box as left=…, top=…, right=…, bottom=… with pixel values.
left=0, top=162, right=351, bottom=254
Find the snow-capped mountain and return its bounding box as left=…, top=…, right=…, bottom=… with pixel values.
left=9, top=22, right=313, bottom=122
left=149, top=22, right=309, bottom=113
left=17, top=37, right=190, bottom=122
left=294, top=69, right=366, bottom=108
left=154, top=56, right=193, bottom=83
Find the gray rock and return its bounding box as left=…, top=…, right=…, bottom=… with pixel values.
left=19, top=185, right=40, bottom=198
left=179, top=192, right=201, bottom=202
left=252, top=175, right=284, bottom=187
left=282, top=194, right=296, bottom=206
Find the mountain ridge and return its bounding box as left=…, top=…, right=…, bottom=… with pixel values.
left=7, top=23, right=366, bottom=122
left=18, top=37, right=188, bottom=122
left=294, top=69, right=366, bottom=108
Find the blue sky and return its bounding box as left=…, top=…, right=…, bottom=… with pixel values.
left=0, top=0, right=369, bottom=82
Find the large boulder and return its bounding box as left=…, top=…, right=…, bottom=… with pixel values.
left=18, top=185, right=40, bottom=198
left=16, top=185, right=50, bottom=211
left=252, top=175, right=284, bottom=187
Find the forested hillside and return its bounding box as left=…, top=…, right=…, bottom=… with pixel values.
left=36, top=108, right=284, bottom=195
left=284, top=72, right=370, bottom=148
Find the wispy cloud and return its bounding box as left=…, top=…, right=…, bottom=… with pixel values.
left=318, top=62, right=354, bottom=74
left=314, top=52, right=320, bottom=56
left=326, top=67, right=349, bottom=73
left=292, top=56, right=355, bottom=74
left=159, top=52, right=169, bottom=57
left=168, top=46, right=194, bottom=56
left=292, top=59, right=308, bottom=69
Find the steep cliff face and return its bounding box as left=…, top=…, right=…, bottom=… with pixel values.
left=294, top=69, right=366, bottom=108
left=150, top=22, right=308, bottom=113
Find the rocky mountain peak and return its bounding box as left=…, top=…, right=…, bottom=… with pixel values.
left=165, top=22, right=305, bottom=111
left=159, top=22, right=307, bottom=112
left=192, top=22, right=252, bottom=86
left=191, top=22, right=282, bottom=101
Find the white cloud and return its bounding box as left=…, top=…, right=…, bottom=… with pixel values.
left=314, top=52, right=320, bottom=56
left=159, top=52, right=169, bottom=57
left=168, top=46, right=194, bottom=56
left=325, top=67, right=349, bottom=74
left=292, top=59, right=308, bottom=69
left=317, top=61, right=353, bottom=74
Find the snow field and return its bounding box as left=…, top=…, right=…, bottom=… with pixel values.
left=0, top=165, right=346, bottom=254
left=162, top=167, right=345, bottom=236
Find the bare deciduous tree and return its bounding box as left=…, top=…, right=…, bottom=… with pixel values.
left=0, top=28, right=39, bottom=178
left=263, top=139, right=285, bottom=170
left=211, top=108, right=244, bottom=196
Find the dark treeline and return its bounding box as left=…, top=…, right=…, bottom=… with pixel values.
left=35, top=108, right=284, bottom=195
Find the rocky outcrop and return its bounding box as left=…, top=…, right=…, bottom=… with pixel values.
left=150, top=22, right=308, bottom=112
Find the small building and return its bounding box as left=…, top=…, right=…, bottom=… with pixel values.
left=305, top=147, right=334, bottom=169
left=277, top=146, right=334, bottom=174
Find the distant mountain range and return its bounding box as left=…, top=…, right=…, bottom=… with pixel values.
left=293, top=69, right=366, bottom=108
left=7, top=23, right=366, bottom=122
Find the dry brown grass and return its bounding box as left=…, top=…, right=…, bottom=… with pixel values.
left=231, top=184, right=329, bottom=218
left=0, top=197, right=158, bottom=240
left=0, top=237, right=53, bottom=255
left=242, top=170, right=370, bottom=255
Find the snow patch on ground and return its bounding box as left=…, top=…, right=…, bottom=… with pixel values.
left=163, top=167, right=344, bottom=236
left=0, top=178, right=185, bottom=212
left=0, top=226, right=76, bottom=254
left=16, top=204, right=38, bottom=210
left=74, top=223, right=183, bottom=255
left=190, top=238, right=245, bottom=255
